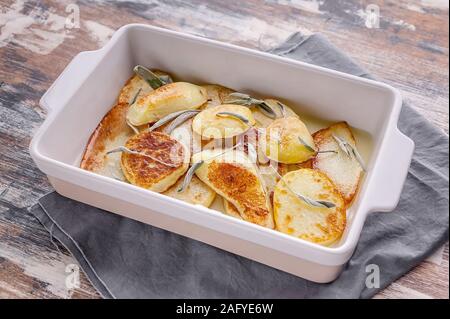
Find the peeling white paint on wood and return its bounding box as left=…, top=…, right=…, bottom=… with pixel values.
left=426, top=245, right=445, bottom=266
left=421, top=0, right=449, bottom=10
left=405, top=3, right=425, bottom=13
left=268, top=0, right=324, bottom=14
left=0, top=235, right=76, bottom=298
left=393, top=20, right=417, bottom=31
left=84, top=20, right=114, bottom=47
left=375, top=283, right=433, bottom=299
left=0, top=0, right=73, bottom=54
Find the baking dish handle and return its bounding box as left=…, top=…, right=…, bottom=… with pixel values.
left=40, top=49, right=106, bottom=114
left=366, top=128, right=415, bottom=213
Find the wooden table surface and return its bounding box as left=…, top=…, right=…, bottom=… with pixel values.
left=0, top=0, right=448, bottom=299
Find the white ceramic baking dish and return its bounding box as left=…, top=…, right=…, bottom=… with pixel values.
left=29, top=24, right=414, bottom=283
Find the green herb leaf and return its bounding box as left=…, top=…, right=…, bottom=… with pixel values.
left=106, top=146, right=180, bottom=168
left=216, top=112, right=250, bottom=124
left=130, top=88, right=142, bottom=105
left=133, top=65, right=165, bottom=89
left=276, top=101, right=287, bottom=118
left=225, top=92, right=276, bottom=119
left=178, top=161, right=204, bottom=193
left=164, top=110, right=200, bottom=134
left=317, top=150, right=338, bottom=154
left=268, top=165, right=335, bottom=209
left=298, top=136, right=316, bottom=153
left=332, top=134, right=366, bottom=171
left=149, top=110, right=195, bottom=131
left=296, top=193, right=336, bottom=208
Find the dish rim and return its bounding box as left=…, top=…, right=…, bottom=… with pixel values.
left=30, top=24, right=413, bottom=264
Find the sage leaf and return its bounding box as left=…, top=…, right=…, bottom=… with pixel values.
left=164, top=110, right=200, bottom=134
left=133, top=65, right=165, bottom=89
left=225, top=92, right=276, bottom=118
left=178, top=161, right=204, bottom=192
left=268, top=164, right=335, bottom=209
left=298, top=136, right=316, bottom=153
left=149, top=110, right=194, bottom=131
left=216, top=112, right=250, bottom=124
left=106, top=146, right=180, bottom=167
left=332, top=134, right=366, bottom=171
left=130, top=88, right=142, bottom=105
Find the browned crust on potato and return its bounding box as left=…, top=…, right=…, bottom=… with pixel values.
left=207, top=161, right=271, bottom=226
left=81, top=71, right=170, bottom=173
left=80, top=102, right=132, bottom=171
left=121, top=131, right=186, bottom=189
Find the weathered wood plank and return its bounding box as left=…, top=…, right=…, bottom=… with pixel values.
left=0, top=0, right=448, bottom=299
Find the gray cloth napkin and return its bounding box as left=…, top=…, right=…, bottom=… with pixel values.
left=29, top=33, right=449, bottom=299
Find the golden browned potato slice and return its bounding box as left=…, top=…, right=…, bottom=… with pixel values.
left=118, top=71, right=169, bottom=106
left=201, top=84, right=234, bottom=109
left=127, top=82, right=208, bottom=125
left=80, top=102, right=131, bottom=179
left=192, top=149, right=274, bottom=228
left=163, top=175, right=216, bottom=207
left=252, top=99, right=298, bottom=128
left=222, top=198, right=243, bottom=220
left=192, top=104, right=255, bottom=139
left=81, top=70, right=172, bottom=178
left=265, top=116, right=316, bottom=164
left=121, top=131, right=189, bottom=192
left=313, top=122, right=363, bottom=206
left=274, top=169, right=346, bottom=246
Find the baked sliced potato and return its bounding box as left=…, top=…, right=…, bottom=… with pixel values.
left=121, top=131, right=189, bottom=192
left=313, top=122, right=363, bottom=206
left=223, top=198, right=243, bottom=219
left=127, top=82, right=208, bottom=125
left=81, top=71, right=173, bottom=176
left=164, top=175, right=216, bottom=207
left=252, top=99, right=298, bottom=128
left=265, top=116, right=316, bottom=164
left=201, top=84, right=234, bottom=109
left=192, top=149, right=274, bottom=228
left=274, top=169, right=346, bottom=246
left=192, top=104, right=255, bottom=139
left=119, top=71, right=171, bottom=106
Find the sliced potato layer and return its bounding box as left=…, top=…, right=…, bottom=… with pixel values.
left=192, top=104, right=255, bottom=139
left=127, top=82, right=207, bottom=125
left=121, top=131, right=189, bottom=192
left=81, top=71, right=173, bottom=176
left=201, top=84, right=234, bottom=109
left=164, top=175, right=216, bottom=207
left=313, top=122, right=363, bottom=206
left=274, top=169, right=346, bottom=246
left=265, top=116, right=316, bottom=164
left=252, top=99, right=298, bottom=128
left=223, top=198, right=243, bottom=220
left=119, top=71, right=170, bottom=106
left=192, top=149, right=274, bottom=228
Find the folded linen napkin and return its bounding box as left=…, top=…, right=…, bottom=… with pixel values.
left=29, top=32, right=449, bottom=299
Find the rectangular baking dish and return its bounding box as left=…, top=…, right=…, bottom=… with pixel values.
left=29, top=24, right=414, bottom=283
